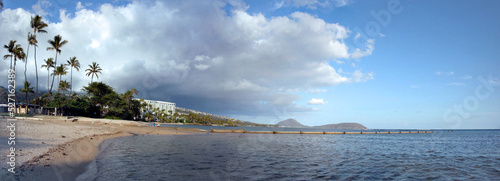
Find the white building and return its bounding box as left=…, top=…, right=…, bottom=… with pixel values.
left=136, top=99, right=176, bottom=114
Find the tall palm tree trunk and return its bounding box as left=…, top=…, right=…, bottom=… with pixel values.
left=70, top=68, right=73, bottom=94
left=47, top=67, right=50, bottom=90
left=49, top=53, right=57, bottom=93
left=13, top=57, right=17, bottom=72
left=25, top=45, right=29, bottom=86
left=25, top=44, right=30, bottom=106
left=13, top=58, right=17, bottom=114
left=34, top=44, right=39, bottom=114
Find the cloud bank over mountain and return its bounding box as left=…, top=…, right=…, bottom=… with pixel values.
left=0, top=0, right=374, bottom=119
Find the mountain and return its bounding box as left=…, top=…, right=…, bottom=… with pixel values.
left=277, top=119, right=308, bottom=128
left=314, top=123, right=368, bottom=130
left=277, top=119, right=369, bottom=130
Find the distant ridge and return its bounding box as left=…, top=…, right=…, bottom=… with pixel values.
left=277, top=119, right=308, bottom=128
left=278, top=119, right=368, bottom=130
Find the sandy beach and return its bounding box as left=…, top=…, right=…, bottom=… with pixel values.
left=0, top=116, right=203, bottom=181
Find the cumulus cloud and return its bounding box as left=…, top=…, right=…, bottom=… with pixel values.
left=307, top=98, right=327, bottom=105
left=0, top=0, right=373, bottom=119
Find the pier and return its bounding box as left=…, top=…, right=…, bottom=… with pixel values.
left=210, top=128, right=433, bottom=134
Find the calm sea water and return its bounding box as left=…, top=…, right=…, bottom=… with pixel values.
left=77, top=130, right=500, bottom=180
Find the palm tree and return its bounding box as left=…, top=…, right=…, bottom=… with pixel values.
left=4, top=42, right=23, bottom=115
left=66, top=56, right=80, bottom=94
left=13, top=44, right=25, bottom=72
left=3, top=40, right=17, bottom=69
left=41, top=58, right=54, bottom=90
left=46, top=35, right=68, bottom=93
left=19, top=81, right=34, bottom=114
left=19, top=81, right=34, bottom=106
left=25, top=33, right=37, bottom=89
left=123, top=90, right=133, bottom=108
left=31, top=15, right=48, bottom=111
left=52, top=64, right=68, bottom=93
left=58, top=80, right=71, bottom=94
left=131, top=88, right=138, bottom=96
left=123, top=88, right=139, bottom=109
left=85, top=62, right=102, bottom=82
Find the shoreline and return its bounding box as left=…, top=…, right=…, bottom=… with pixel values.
left=0, top=116, right=204, bottom=180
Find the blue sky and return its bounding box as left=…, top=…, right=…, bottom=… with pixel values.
left=1, top=0, right=499, bottom=129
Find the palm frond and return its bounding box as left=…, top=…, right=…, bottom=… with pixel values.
left=3, top=54, right=11, bottom=60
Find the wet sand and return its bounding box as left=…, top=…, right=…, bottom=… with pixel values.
left=0, top=116, right=204, bottom=181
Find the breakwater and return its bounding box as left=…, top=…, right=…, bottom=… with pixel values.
left=210, top=128, right=433, bottom=134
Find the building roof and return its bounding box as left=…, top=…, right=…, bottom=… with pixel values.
left=134, top=98, right=175, bottom=104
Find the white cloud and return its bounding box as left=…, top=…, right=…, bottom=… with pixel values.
left=335, top=60, right=345, bottom=64
left=273, top=1, right=285, bottom=10
left=354, top=32, right=361, bottom=40
left=410, top=85, right=420, bottom=89
left=351, top=70, right=374, bottom=82
left=76, top=2, right=85, bottom=10
left=0, top=1, right=373, bottom=117
left=31, top=0, right=52, bottom=16
left=379, top=33, right=385, bottom=37
left=447, top=82, right=466, bottom=86
left=350, top=39, right=374, bottom=59
left=307, top=98, right=327, bottom=105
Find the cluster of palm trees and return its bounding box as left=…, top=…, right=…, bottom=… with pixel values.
left=2, top=15, right=103, bottom=115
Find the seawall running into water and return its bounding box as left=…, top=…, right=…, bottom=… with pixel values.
left=210, top=128, right=434, bottom=134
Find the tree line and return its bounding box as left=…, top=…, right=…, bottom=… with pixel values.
left=2, top=14, right=130, bottom=118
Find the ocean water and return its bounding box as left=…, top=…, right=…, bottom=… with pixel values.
left=77, top=130, right=500, bottom=180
